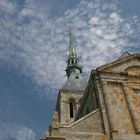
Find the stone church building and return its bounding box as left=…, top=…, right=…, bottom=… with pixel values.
left=41, top=32, right=140, bottom=140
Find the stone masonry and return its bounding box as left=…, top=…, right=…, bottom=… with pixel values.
left=41, top=52, right=140, bottom=140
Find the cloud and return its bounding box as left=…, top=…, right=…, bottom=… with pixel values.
left=0, top=0, right=140, bottom=97
left=0, top=121, right=36, bottom=140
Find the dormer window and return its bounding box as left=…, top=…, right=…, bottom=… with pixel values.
left=72, top=59, right=74, bottom=64
left=75, top=76, right=79, bottom=79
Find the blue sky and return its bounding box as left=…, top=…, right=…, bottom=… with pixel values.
left=0, top=0, right=140, bottom=139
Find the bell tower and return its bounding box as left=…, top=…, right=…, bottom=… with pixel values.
left=56, top=30, right=87, bottom=126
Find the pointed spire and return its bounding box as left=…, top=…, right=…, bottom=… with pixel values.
left=69, top=27, right=77, bottom=59
left=66, top=28, right=82, bottom=78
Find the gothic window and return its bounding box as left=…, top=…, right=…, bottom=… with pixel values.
left=70, top=102, right=74, bottom=118
left=69, top=99, right=76, bottom=118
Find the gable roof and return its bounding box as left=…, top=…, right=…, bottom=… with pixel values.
left=97, top=53, right=140, bottom=72
left=118, top=51, right=131, bottom=59
left=62, top=75, right=87, bottom=91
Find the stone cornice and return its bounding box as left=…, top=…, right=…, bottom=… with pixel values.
left=97, top=53, right=140, bottom=71
left=59, top=89, right=85, bottom=94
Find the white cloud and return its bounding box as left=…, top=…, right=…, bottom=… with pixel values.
left=88, top=17, right=99, bottom=25
left=0, top=0, right=140, bottom=98
left=16, top=126, right=36, bottom=140
left=0, top=121, right=36, bottom=140
left=0, top=0, right=15, bottom=13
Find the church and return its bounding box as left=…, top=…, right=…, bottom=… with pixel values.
left=41, top=32, right=140, bottom=140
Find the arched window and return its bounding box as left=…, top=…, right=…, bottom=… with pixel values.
left=69, top=99, right=76, bottom=118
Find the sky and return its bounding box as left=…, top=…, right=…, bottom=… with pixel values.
left=0, top=0, right=140, bottom=139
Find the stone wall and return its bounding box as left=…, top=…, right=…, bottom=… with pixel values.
left=56, top=89, right=84, bottom=125
left=42, top=54, right=140, bottom=140
left=60, top=109, right=105, bottom=140
left=102, top=81, right=134, bottom=134
left=96, top=55, right=140, bottom=139
left=76, top=77, right=99, bottom=120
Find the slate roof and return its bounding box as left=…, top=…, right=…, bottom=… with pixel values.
left=62, top=72, right=87, bottom=91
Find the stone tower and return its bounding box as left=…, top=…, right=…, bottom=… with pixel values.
left=41, top=44, right=140, bottom=140
left=56, top=30, right=87, bottom=126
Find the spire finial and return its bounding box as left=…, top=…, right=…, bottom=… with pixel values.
left=69, top=27, right=77, bottom=58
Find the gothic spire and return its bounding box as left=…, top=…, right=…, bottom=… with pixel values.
left=69, top=29, right=77, bottom=59
left=66, top=29, right=82, bottom=78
